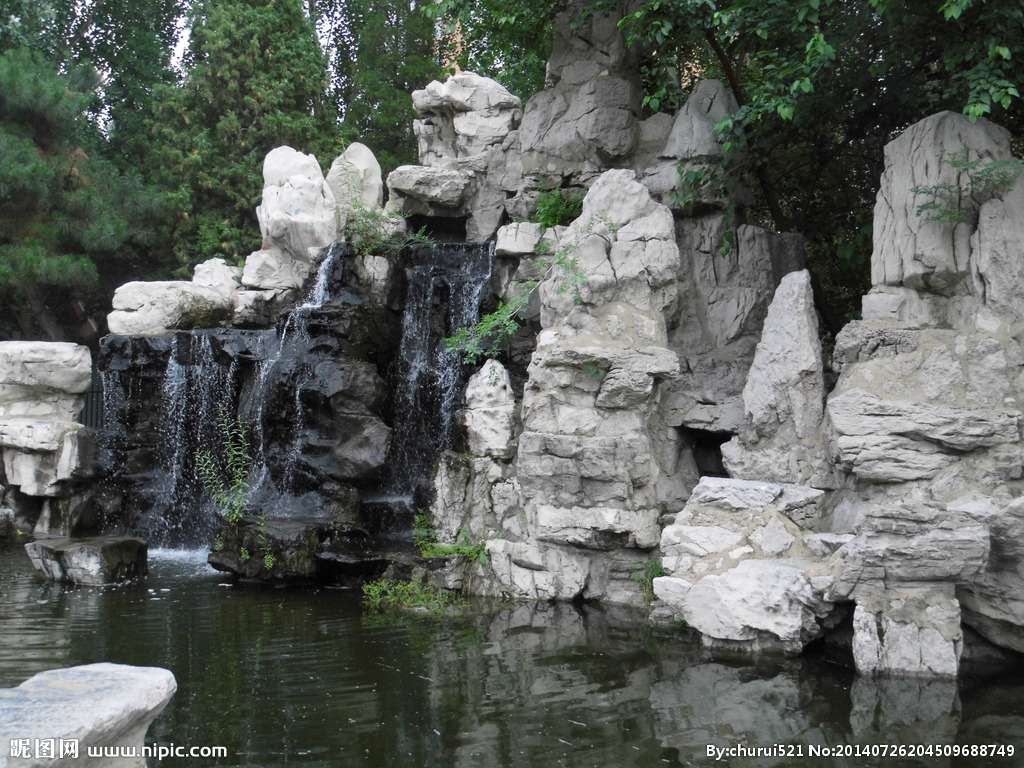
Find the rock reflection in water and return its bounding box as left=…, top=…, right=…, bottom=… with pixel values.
left=2, top=548, right=1023, bottom=767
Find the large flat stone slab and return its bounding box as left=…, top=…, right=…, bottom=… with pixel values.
left=0, top=663, right=175, bottom=768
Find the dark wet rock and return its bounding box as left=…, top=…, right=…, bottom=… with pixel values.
left=25, top=536, right=148, bottom=585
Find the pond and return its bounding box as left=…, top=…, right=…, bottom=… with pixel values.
left=2, top=543, right=1023, bottom=767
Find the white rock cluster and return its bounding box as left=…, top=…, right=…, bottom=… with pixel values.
left=108, top=142, right=396, bottom=334
left=388, top=72, right=523, bottom=241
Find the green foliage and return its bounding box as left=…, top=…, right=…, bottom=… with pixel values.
left=912, top=151, right=1024, bottom=225
left=332, top=161, right=434, bottom=257
left=361, top=578, right=456, bottom=614
left=426, top=0, right=551, bottom=99
left=632, top=557, right=665, bottom=608
left=195, top=405, right=253, bottom=525
left=315, top=0, right=443, bottom=177
left=145, top=0, right=335, bottom=270
left=532, top=187, right=584, bottom=229
left=0, top=46, right=166, bottom=338
left=413, top=513, right=487, bottom=564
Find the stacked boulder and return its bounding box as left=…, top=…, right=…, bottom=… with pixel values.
left=824, top=112, right=1024, bottom=676
left=436, top=169, right=680, bottom=603
left=387, top=73, right=523, bottom=241
left=0, top=342, right=97, bottom=535
left=654, top=110, right=1024, bottom=679
left=108, top=142, right=396, bottom=334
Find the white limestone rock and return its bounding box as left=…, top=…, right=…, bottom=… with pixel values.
left=643, top=80, right=741, bottom=209
left=387, top=165, right=470, bottom=208
left=0, top=342, right=91, bottom=421
left=326, top=141, right=384, bottom=215
left=108, top=281, right=231, bottom=335
left=832, top=501, right=989, bottom=596
left=828, top=388, right=1019, bottom=482
left=231, top=288, right=287, bottom=327
left=971, top=174, right=1024, bottom=317
left=494, top=222, right=561, bottom=257
left=0, top=663, right=175, bottom=768
left=958, top=496, right=1024, bottom=653
left=655, top=559, right=835, bottom=655
left=241, top=247, right=312, bottom=291
left=852, top=587, right=963, bottom=678
left=461, top=360, right=515, bottom=458
left=721, top=269, right=829, bottom=485
left=872, top=111, right=1013, bottom=293
left=413, top=71, right=520, bottom=115
left=191, top=257, right=241, bottom=299
left=256, top=146, right=338, bottom=265
left=654, top=477, right=836, bottom=654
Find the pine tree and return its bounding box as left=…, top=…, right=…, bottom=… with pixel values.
left=0, top=48, right=162, bottom=340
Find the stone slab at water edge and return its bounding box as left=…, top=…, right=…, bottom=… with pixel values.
left=0, top=663, right=176, bottom=768
left=25, top=537, right=148, bottom=586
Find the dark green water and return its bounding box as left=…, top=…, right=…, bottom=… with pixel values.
left=2, top=544, right=1024, bottom=767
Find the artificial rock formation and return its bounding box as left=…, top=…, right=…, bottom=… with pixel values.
left=822, top=112, right=1024, bottom=676
left=654, top=477, right=838, bottom=655
left=108, top=143, right=399, bottom=334
left=435, top=168, right=680, bottom=603
left=107, top=261, right=239, bottom=335
left=90, top=3, right=1024, bottom=682
left=0, top=342, right=99, bottom=535
left=648, top=110, right=1024, bottom=677
left=389, top=72, right=523, bottom=241
left=25, top=536, right=148, bottom=585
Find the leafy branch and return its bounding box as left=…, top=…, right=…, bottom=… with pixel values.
left=195, top=405, right=253, bottom=525
left=912, top=151, right=1024, bottom=225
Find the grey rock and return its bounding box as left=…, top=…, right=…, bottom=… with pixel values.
left=387, top=165, right=470, bottom=208
left=721, top=270, right=830, bottom=485
left=0, top=663, right=176, bottom=768
left=241, top=247, right=312, bottom=291
left=655, top=559, right=835, bottom=655
left=0, top=342, right=91, bottom=422
left=25, top=536, right=148, bottom=585
left=872, top=111, right=1013, bottom=293
left=108, top=281, right=232, bottom=335
left=851, top=587, right=962, bottom=678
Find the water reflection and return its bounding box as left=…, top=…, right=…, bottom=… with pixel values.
left=1, top=544, right=1023, bottom=767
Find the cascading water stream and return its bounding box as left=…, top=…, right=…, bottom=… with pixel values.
left=246, top=242, right=347, bottom=499
left=369, top=242, right=494, bottom=517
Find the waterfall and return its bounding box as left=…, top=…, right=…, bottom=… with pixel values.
left=246, top=243, right=347, bottom=499
left=99, top=240, right=494, bottom=551
left=152, top=331, right=236, bottom=545
left=370, top=242, right=494, bottom=512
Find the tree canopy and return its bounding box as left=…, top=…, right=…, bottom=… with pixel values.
left=0, top=0, right=1021, bottom=341
left=0, top=47, right=163, bottom=339
left=144, top=0, right=336, bottom=269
